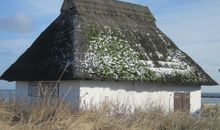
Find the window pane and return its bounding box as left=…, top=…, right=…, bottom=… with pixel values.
left=28, top=81, right=59, bottom=98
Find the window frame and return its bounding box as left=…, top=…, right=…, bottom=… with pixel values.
left=28, top=81, right=59, bottom=98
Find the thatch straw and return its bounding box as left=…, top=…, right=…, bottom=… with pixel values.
left=0, top=0, right=217, bottom=85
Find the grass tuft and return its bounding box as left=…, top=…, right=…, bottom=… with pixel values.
left=0, top=99, right=219, bottom=130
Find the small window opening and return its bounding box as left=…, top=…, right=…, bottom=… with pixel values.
left=28, top=81, right=59, bottom=98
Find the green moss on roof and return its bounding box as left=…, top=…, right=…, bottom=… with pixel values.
left=79, top=24, right=216, bottom=85
left=83, top=25, right=156, bottom=81
left=0, top=0, right=217, bottom=86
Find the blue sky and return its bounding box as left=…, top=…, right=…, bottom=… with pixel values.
left=0, top=0, right=219, bottom=92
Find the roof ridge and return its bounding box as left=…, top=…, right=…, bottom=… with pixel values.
left=61, top=0, right=76, bottom=11
left=61, top=0, right=155, bottom=21
left=0, top=0, right=217, bottom=86
left=62, top=0, right=148, bottom=11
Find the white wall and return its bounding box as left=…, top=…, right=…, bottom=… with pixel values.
left=16, top=81, right=80, bottom=106
left=190, top=89, right=201, bottom=114
left=79, top=80, right=201, bottom=113
left=59, top=81, right=80, bottom=106
left=16, top=80, right=201, bottom=113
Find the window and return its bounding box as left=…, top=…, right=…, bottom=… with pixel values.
left=28, top=81, right=59, bottom=98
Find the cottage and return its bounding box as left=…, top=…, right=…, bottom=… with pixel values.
left=0, top=0, right=218, bottom=114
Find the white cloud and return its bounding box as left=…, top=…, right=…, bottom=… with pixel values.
left=0, top=51, right=13, bottom=56
left=0, top=0, right=219, bottom=90
left=0, top=39, right=32, bottom=74
left=156, top=2, right=220, bottom=45
left=0, top=39, right=32, bottom=59
left=0, top=39, right=31, bottom=47
left=0, top=13, right=34, bottom=33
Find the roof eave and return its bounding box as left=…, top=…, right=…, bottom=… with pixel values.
left=0, top=76, right=14, bottom=82
left=202, top=81, right=219, bottom=86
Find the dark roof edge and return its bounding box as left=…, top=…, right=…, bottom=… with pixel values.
left=61, top=0, right=156, bottom=19
left=1, top=76, right=218, bottom=86
left=61, top=0, right=150, bottom=10
left=202, top=81, right=219, bottom=86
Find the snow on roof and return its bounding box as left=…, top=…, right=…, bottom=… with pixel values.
left=0, top=0, right=217, bottom=86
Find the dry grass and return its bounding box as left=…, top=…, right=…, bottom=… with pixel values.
left=0, top=99, right=219, bottom=130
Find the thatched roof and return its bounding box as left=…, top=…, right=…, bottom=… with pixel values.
left=0, top=0, right=218, bottom=85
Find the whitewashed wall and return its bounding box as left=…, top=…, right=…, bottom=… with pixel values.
left=16, top=81, right=80, bottom=106
left=16, top=80, right=201, bottom=114
left=79, top=80, right=201, bottom=114
left=59, top=81, right=80, bottom=106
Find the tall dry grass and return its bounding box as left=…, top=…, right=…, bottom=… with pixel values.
left=0, top=99, right=219, bottom=130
